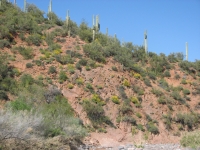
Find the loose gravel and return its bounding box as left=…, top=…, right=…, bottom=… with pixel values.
left=79, top=143, right=198, bottom=150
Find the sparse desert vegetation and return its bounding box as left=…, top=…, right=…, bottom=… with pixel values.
left=0, top=0, right=200, bottom=149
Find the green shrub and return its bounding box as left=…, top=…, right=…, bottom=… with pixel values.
left=133, top=72, right=141, bottom=79
left=148, top=71, right=157, bottom=80
left=56, top=38, right=66, bottom=43
left=67, top=64, right=75, bottom=74
left=12, top=46, right=34, bottom=59
left=146, top=122, right=159, bottom=134
left=88, top=59, right=97, bottom=68
left=151, top=88, right=163, bottom=97
left=59, top=71, right=68, bottom=83
left=136, top=112, right=142, bottom=118
left=158, top=79, right=169, bottom=91
left=48, top=66, right=57, bottom=74
left=79, top=58, right=87, bottom=66
left=47, top=12, right=64, bottom=26
left=33, top=60, right=43, bottom=66
left=75, top=62, right=82, bottom=70
left=132, top=85, right=144, bottom=95
left=181, top=79, right=187, bottom=84
left=175, top=74, right=180, bottom=80
left=163, top=70, right=171, bottom=77
left=83, top=100, right=111, bottom=126
left=66, top=50, right=82, bottom=58
left=26, top=33, right=42, bottom=46
left=84, top=66, right=90, bottom=71
left=76, top=45, right=81, bottom=50
left=120, top=103, right=133, bottom=115
left=157, top=96, right=167, bottom=104
left=86, top=83, right=94, bottom=93
left=137, top=124, right=145, bottom=131
left=111, top=96, right=120, bottom=104
left=55, top=55, right=74, bottom=65
left=12, top=68, right=21, bottom=77
left=146, top=114, right=153, bottom=122
left=48, top=43, right=61, bottom=51
left=19, top=33, right=25, bottom=41
left=162, top=113, right=172, bottom=130
left=26, top=63, right=33, bottom=68
left=0, top=90, right=9, bottom=100
left=183, top=89, right=190, bottom=95
left=122, top=115, right=136, bottom=125
left=20, top=74, right=34, bottom=88
left=0, top=39, right=10, bottom=49
left=112, top=66, right=118, bottom=71
left=144, top=78, right=151, bottom=87
left=130, top=97, right=139, bottom=104
left=175, top=113, right=199, bottom=130
left=181, top=131, right=200, bottom=149
left=171, top=91, right=184, bottom=103
left=76, top=78, right=84, bottom=85
left=10, top=99, right=32, bottom=111
left=44, top=127, right=63, bottom=137
left=123, top=79, right=130, bottom=87
left=118, top=86, right=127, bottom=100
left=91, top=94, right=105, bottom=105
left=78, top=22, right=93, bottom=43
left=83, top=42, right=106, bottom=63
left=67, top=83, right=74, bottom=89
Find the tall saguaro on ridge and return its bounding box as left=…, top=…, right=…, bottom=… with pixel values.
left=144, top=30, right=148, bottom=54
left=186, top=42, right=188, bottom=61
left=0, top=0, right=2, bottom=7
left=92, top=15, right=100, bottom=41
left=66, top=10, right=70, bottom=37
left=66, top=10, right=70, bottom=28
left=24, top=0, right=27, bottom=12
left=48, top=0, right=52, bottom=20
left=14, top=0, right=16, bottom=6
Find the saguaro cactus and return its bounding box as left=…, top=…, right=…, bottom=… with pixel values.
left=106, top=28, right=108, bottom=36
left=66, top=10, right=70, bottom=28
left=95, top=15, right=100, bottom=32
left=92, top=15, right=100, bottom=41
left=144, top=30, right=148, bottom=54
left=186, top=42, right=188, bottom=61
left=0, top=0, right=2, bottom=7
left=92, top=15, right=95, bottom=41
left=24, top=0, right=27, bottom=12
left=14, top=0, right=16, bottom=6
left=48, top=0, right=52, bottom=20
left=66, top=10, right=71, bottom=37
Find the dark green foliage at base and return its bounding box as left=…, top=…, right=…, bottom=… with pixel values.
left=83, top=100, right=112, bottom=126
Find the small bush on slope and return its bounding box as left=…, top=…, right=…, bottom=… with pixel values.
left=181, top=131, right=200, bottom=149
left=12, top=46, right=34, bottom=60
left=82, top=100, right=112, bottom=127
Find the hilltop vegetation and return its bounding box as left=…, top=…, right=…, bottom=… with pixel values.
left=0, top=1, right=200, bottom=149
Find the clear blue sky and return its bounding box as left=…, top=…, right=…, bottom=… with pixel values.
left=14, top=0, right=200, bottom=62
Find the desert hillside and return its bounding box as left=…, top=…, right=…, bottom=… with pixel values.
left=0, top=1, right=200, bottom=149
